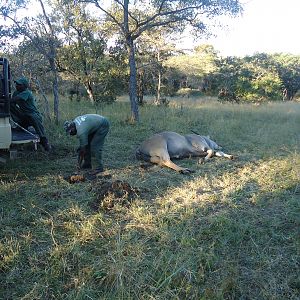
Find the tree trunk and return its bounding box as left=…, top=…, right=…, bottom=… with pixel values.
left=53, top=75, right=59, bottom=124
left=38, top=0, right=60, bottom=123
left=137, top=70, right=144, bottom=105
left=50, top=58, right=60, bottom=124
left=154, top=51, right=162, bottom=105
left=127, top=38, right=139, bottom=121
left=124, top=0, right=139, bottom=122
left=84, top=81, right=95, bottom=103
left=155, top=69, right=162, bottom=105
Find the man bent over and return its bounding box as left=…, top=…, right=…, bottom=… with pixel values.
left=64, top=114, right=110, bottom=174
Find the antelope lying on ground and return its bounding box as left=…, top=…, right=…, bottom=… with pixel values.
left=136, top=131, right=234, bottom=174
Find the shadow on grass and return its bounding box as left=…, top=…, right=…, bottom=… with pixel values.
left=1, top=101, right=299, bottom=298
left=1, top=149, right=299, bottom=299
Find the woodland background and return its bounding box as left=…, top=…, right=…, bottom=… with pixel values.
left=0, top=1, right=299, bottom=299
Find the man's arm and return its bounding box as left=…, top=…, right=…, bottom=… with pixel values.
left=10, top=95, right=22, bottom=103
left=77, top=133, right=89, bottom=148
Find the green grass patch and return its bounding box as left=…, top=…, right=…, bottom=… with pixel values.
left=1, top=96, right=299, bottom=299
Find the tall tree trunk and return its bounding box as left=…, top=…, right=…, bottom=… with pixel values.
left=53, top=74, right=59, bottom=124
left=127, top=38, right=139, bottom=121
left=49, top=58, right=59, bottom=124
left=155, top=69, right=162, bottom=105
left=124, top=0, right=139, bottom=122
left=137, top=70, right=144, bottom=105
left=84, top=81, right=95, bottom=103
left=154, top=51, right=162, bottom=105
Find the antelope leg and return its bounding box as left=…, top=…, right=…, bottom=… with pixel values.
left=215, top=151, right=234, bottom=159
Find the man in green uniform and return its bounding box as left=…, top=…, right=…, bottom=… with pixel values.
left=10, top=77, right=51, bottom=151
left=64, top=114, right=110, bottom=174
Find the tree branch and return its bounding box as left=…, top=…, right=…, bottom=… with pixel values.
left=137, top=5, right=204, bottom=29
left=81, top=0, right=125, bottom=33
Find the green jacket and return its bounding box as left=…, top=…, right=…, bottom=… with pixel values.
left=74, top=114, right=108, bottom=147
left=12, top=89, right=40, bottom=115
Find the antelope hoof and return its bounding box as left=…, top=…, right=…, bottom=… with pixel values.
left=180, top=168, right=194, bottom=174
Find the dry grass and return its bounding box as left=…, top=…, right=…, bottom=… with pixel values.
left=0, top=96, right=299, bottom=299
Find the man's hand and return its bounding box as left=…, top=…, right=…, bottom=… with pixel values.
left=77, top=147, right=86, bottom=169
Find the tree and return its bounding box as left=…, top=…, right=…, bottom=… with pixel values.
left=216, top=54, right=283, bottom=102
left=165, top=44, right=219, bottom=92
left=243, top=54, right=282, bottom=101
left=0, top=0, right=62, bottom=123
left=272, top=53, right=300, bottom=100
left=84, top=0, right=243, bottom=121
left=54, top=1, right=107, bottom=103
left=135, top=28, right=177, bottom=105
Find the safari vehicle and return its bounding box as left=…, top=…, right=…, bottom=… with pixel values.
left=0, top=57, right=39, bottom=162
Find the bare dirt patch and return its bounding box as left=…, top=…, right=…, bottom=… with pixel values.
left=89, top=179, right=140, bottom=211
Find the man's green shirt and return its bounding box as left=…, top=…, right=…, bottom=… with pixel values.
left=12, top=89, right=39, bottom=115
left=74, top=114, right=107, bottom=147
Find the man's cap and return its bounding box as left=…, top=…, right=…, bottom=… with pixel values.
left=63, top=120, right=74, bottom=134
left=15, top=77, right=29, bottom=88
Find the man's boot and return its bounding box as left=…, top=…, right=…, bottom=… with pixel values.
left=81, top=161, right=92, bottom=169
left=40, top=137, right=51, bottom=152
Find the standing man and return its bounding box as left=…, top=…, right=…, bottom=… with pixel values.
left=64, top=114, right=110, bottom=174
left=10, top=77, right=51, bottom=151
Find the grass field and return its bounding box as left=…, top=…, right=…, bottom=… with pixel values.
left=0, top=97, right=299, bottom=299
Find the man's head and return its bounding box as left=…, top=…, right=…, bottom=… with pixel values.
left=63, top=120, right=77, bottom=135
left=15, top=77, right=29, bottom=92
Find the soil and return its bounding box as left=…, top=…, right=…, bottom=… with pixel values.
left=90, top=179, right=139, bottom=211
